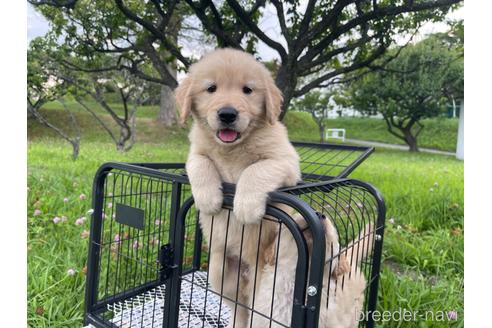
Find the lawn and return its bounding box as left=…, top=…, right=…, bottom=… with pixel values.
left=27, top=108, right=463, bottom=327
left=284, top=111, right=459, bottom=152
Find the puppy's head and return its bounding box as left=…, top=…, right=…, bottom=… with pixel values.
left=175, top=48, right=282, bottom=145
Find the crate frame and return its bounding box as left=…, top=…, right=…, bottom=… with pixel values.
left=84, top=142, right=385, bottom=328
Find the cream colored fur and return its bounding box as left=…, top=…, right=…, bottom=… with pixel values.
left=176, top=48, right=301, bottom=327
left=252, top=217, right=372, bottom=328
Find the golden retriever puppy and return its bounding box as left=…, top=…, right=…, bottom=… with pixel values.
left=176, top=48, right=301, bottom=327
left=252, top=216, right=372, bottom=328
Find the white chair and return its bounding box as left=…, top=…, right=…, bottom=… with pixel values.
left=325, top=128, right=346, bottom=142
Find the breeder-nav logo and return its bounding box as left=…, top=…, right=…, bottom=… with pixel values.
left=358, top=308, right=459, bottom=322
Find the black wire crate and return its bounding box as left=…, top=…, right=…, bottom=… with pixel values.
left=84, top=142, right=385, bottom=328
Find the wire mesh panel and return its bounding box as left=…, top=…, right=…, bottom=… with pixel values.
left=292, top=142, right=373, bottom=180
left=280, top=180, right=385, bottom=328
left=84, top=163, right=192, bottom=327
left=85, top=142, right=384, bottom=328
left=172, top=198, right=311, bottom=328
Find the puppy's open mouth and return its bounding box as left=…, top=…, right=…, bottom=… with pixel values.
left=217, top=128, right=241, bottom=143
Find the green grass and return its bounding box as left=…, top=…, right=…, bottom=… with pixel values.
left=285, top=111, right=459, bottom=152
left=28, top=109, right=463, bottom=327
left=42, top=97, right=160, bottom=119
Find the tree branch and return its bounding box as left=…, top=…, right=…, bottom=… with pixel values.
left=300, top=0, right=460, bottom=62
left=74, top=96, right=118, bottom=144
left=183, top=0, right=243, bottom=48
left=28, top=0, right=77, bottom=9
left=299, top=31, right=382, bottom=71
left=295, top=0, right=352, bottom=56
left=270, top=0, right=291, bottom=46
left=297, top=0, right=318, bottom=39
left=383, top=115, right=406, bottom=141
left=27, top=101, right=80, bottom=147
left=225, top=0, right=288, bottom=61
left=295, top=43, right=388, bottom=96
left=114, top=0, right=190, bottom=67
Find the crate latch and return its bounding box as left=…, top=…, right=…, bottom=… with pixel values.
left=159, top=243, right=177, bottom=281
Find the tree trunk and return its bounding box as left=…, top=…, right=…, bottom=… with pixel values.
left=402, top=127, right=419, bottom=152
left=276, top=64, right=297, bottom=121
left=319, top=125, right=325, bottom=143
left=158, top=85, right=177, bottom=127
left=71, top=140, right=80, bottom=161
left=156, top=13, right=180, bottom=126
left=117, top=124, right=132, bottom=151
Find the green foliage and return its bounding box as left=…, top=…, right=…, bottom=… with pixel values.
left=27, top=36, right=70, bottom=109
left=340, top=34, right=463, bottom=151
left=292, top=91, right=331, bottom=118
left=291, top=91, right=332, bottom=141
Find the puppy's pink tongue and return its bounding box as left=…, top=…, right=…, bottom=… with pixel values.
left=218, top=129, right=239, bottom=142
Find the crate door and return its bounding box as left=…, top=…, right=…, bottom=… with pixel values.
left=85, top=167, right=191, bottom=327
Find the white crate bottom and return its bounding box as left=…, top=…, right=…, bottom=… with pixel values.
left=94, top=271, right=231, bottom=328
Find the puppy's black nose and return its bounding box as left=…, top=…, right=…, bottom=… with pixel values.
left=218, top=107, right=238, bottom=124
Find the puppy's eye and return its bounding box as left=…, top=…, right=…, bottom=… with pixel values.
left=243, top=86, right=253, bottom=94
left=207, top=85, right=217, bottom=93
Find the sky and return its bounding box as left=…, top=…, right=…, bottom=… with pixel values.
left=27, top=3, right=50, bottom=44
left=27, top=3, right=464, bottom=60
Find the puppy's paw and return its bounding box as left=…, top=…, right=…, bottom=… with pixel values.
left=193, top=187, right=223, bottom=215
left=233, top=193, right=267, bottom=225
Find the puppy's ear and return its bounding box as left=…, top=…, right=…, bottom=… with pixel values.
left=263, top=75, right=283, bottom=125
left=175, top=77, right=193, bottom=125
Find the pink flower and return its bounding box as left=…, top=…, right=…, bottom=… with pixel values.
left=33, top=209, right=42, bottom=217
left=112, top=213, right=116, bottom=219
left=447, top=310, right=457, bottom=320
left=81, top=230, right=90, bottom=238
left=155, top=219, right=162, bottom=226
left=108, top=192, right=113, bottom=197
left=107, top=202, right=113, bottom=209
left=389, top=218, right=395, bottom=225
left=133, top=241, right=140, bottom=249
left=102, top=212, right=106, bottom=219
left=87, top=209, right=94, bottom=215
left=356, top=202, right=364, bottom=209
left=63, top=197, right=69, bottom=203
left=114, top=234, right=121, bottom=242
left=75, top=217, right=86, bottom=226
left=52, top=217, right=61, bottom=224
left=79, top=193, right=87, bottom=200
left=67, top=268, right=76, bottom=276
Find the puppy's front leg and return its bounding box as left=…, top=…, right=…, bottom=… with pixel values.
left=186, top=153, right=223, bottom=215
left=234, top=159, right=299, bottom=224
